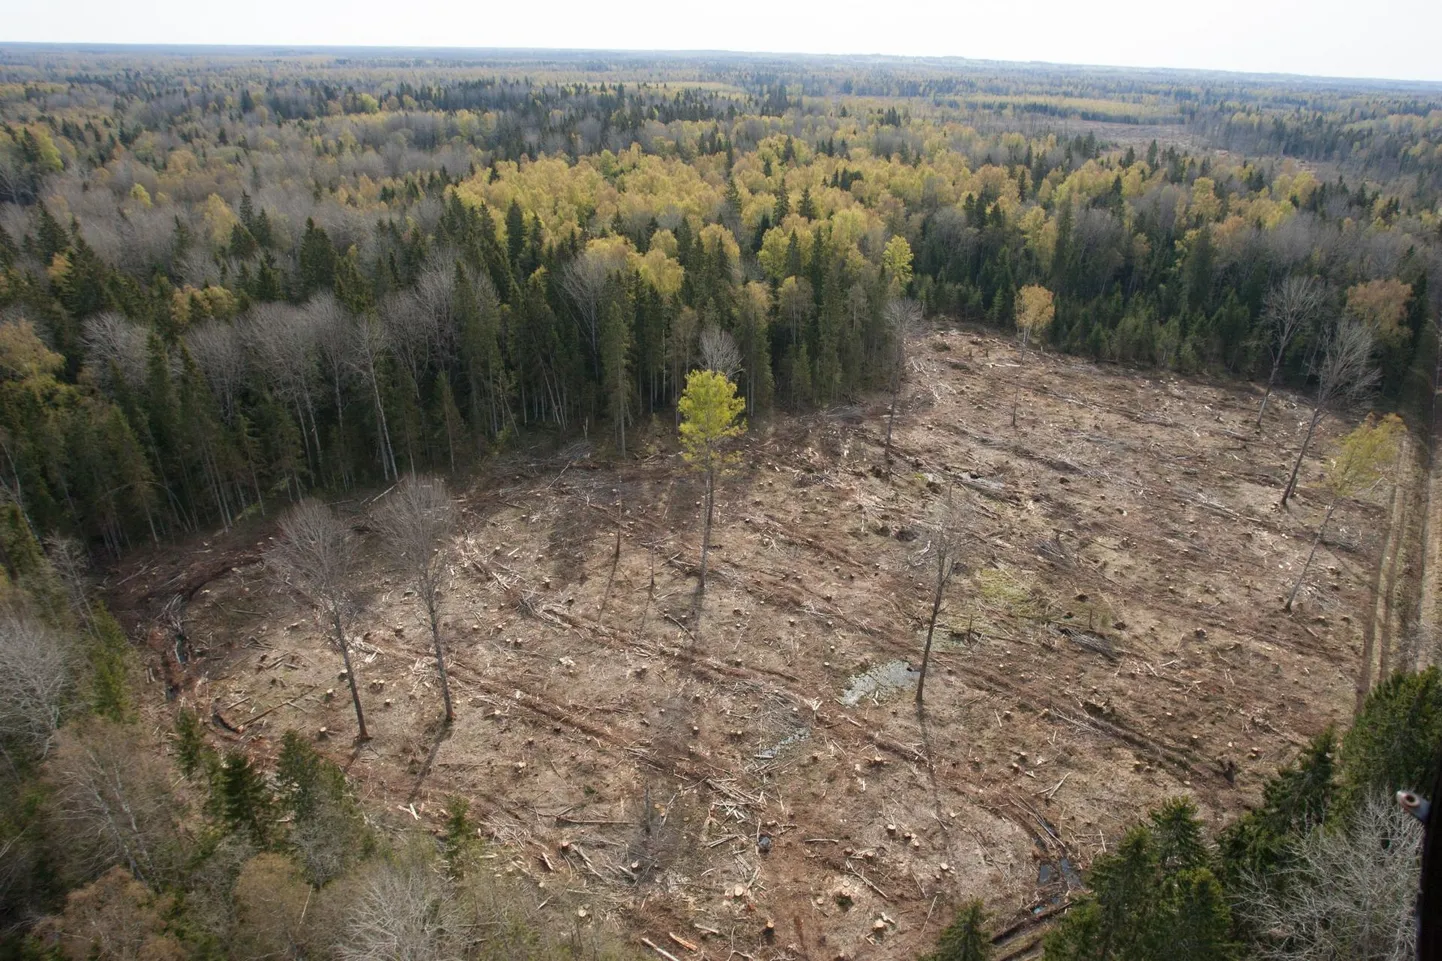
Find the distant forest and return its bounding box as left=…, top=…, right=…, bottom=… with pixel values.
left=0, top=47, right=1439, bottom=554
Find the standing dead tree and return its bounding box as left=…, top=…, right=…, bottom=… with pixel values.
left=883, top=298, right=922, bottom=472
left=267, top=500, right=368, bottom=741
left=373, top=475, right=457, bottom=724
left=1281, top=317, right=1379, bottom=508
left=916, top=488, right=968, bottom=709
left=1257, top=276, right=1325, bottom=428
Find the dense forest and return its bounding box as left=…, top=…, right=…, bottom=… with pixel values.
left=1, top=46, right=1441, bottom=960
left=0, top=48, right=1439, bottom=553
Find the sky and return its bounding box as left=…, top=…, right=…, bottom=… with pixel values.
left=6, top=0, right=1442, bottom=84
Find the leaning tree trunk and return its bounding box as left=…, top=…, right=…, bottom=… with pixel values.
left=1286, top=500, right=1336, bottom=612
left=916, top=559, right=946, bottom=708
left=333, top=612, right=368, bottom=741
left=1282, top=408, right=1325, bottom=508
left=427, top=601, right=453, bottom=724
left=1256, top=360, right=1283, bottom=428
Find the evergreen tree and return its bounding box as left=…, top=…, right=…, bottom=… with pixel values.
left=297, top=218, right=336, bottom=296
left=212, top=751, right=274, bottom=846
left=1339, top=667, right=1442, bottom=813
left=922, top=901, right=991, bottom=961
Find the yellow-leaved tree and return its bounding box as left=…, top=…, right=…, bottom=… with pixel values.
left=882, top=235, right=913, bottom=294
left=1012, top=284, right=1056, bottom=428
left=1286, top=413, right=1403, bottom=612
left=1345, top=279, right=1412, bottom=349
left=1015, top=284, right=1055, bottom=348
left=678, top=369, right=746, bottom=599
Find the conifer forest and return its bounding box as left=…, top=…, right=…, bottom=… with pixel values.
left=1, top=45, right=1441, bottom=961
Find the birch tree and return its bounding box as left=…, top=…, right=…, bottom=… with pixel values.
left=1281, top=318, right=1379, bottom=508
left=373, top=475, right=456, bottom=723
left=267, top=500, right=368, bottom=741
left=1285, top=414, right=1403, bottom=612
left=1257, top=276, right=1324, bottom=427
left=883, top=298, right=922, bottom=471
left=916, top=488, right=967, bottom=708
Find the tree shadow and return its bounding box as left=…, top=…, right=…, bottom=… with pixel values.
left=406, top=717, right=454, bottom=804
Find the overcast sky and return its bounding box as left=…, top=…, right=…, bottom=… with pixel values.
left=7, top=0, right=1442, bottom=84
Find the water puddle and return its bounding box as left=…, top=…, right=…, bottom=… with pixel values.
left=840, top=660, right=918, bottom=707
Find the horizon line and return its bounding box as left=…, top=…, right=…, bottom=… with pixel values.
left=3, top=41, right=1441, bottom=90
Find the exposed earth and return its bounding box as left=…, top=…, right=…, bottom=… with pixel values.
left=109, top=324, right=1435, bottom=960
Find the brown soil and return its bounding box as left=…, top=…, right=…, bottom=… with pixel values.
left=110, top=326, right=1409, bottom=960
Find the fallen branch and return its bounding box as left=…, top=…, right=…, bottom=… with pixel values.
left=846, top=860, right=890, bottom=901
left=640, top=937, right=684, bottom=961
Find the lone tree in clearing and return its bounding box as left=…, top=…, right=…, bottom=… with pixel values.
left=1281, top=317, right=1379, bottom=508
left=267, top=500, right=368, bottom=741
left=917, top=487, right=968, bottom=709
left=1257, top=276, right=1325, bottom=427
left=678, top=368, right=746, bottom=598
left=373, top=474, right=457, bottom=723
left=1285, top=413, right=1403, bottom=613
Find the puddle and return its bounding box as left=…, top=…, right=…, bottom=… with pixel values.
left=1037, top=857, right=1083, bottom=889
left=840, top=660, right=918, bottom=707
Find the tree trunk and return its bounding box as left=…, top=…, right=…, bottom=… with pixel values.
left=1281, top=408, right=1324, bottom=508
left=884, top=379, right=899, bottom=476
left=1286, top=500, right=1335, bottom=612
left=916, top=556, right=946, bottom=708
left=368, top=370, right=398, bottom=481
left=428, top=600, right=453, bottom=724
left=699, top=464, right=715, bottom=593
left=334, top=613, right=368, bottom=741
left=1256, top=361, right=1282, bottom=428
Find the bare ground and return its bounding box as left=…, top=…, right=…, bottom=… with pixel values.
left=110, top=326, right=1419, bottom=961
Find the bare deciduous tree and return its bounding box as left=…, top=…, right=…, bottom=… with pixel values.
left=1281, top=318, right=1379, bottom=508
left=1258, top=276, right=1325, bottom=427
left=43, top=720, right=181, bottom=887
left=916, top=488, right=968, bottom=708
left=267, top=500, right=368, bottom=741
left=81, top=313, right=149, bottom=393
left=1241, top=794, right=1419, bottom=961
left=561, top=244, right=627, bottom=368
left=241, top=303, right=323, bottom=472
left=883, top=298, right=922, bottom=472
left=339, top=854, right=458, bottom=961
left=0, top=613, right=74, bottom=760
left=184, top=322, right=246, bottom=425
left=373, top=475, right=456, bottom=724
left=698, top=326, right=742, bottom=381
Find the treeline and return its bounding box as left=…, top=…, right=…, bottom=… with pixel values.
left=923, top=669, right=1442, bottom=961
left=0, top=51, right=1439, bottom=556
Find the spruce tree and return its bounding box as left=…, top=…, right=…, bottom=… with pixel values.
left=922, top=901, right=991, bottom=961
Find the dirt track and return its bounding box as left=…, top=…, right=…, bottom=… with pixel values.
left=112, top=326, right=1419, bottom=960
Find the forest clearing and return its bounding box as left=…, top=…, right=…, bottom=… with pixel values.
left=109, top=323, right=1429, bottom=960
